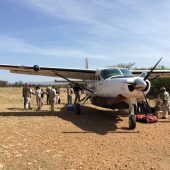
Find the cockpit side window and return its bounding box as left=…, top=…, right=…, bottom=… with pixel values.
left=140, top=72, right=147, bottom=78
left=120, top=68, right=133, bottom=76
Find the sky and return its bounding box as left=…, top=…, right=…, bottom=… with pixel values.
left=0, top=0, right=170, bottom=83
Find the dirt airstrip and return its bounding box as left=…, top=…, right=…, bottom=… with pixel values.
left=0, top=87, right=170, bottom=170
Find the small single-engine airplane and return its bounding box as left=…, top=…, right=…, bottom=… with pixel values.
left=0, top=58, right=170, bottom=129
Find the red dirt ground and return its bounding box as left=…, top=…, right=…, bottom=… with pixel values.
left=0, top=87, right=170, bottom=170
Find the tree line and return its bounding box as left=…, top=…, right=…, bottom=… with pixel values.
left=0, top=80, right=23, bottom=87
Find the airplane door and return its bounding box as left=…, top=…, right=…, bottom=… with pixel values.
left=87, top=71, right=103, bottom=94
left=94, top=74, right=104, bottom=95
left=87, top=76, right=95, bottom=93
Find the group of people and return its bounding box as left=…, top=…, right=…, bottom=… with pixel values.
left=22, top=84, right=60, bottom=111
left=22, top=83, right=81, bottom=112
left=22, top=83, right=170, bottom=118
left=139, top=86, right=170, bottom=119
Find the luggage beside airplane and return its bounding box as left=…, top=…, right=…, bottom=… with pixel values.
left=67, top=104, right=74, bottom=111
left=136, top=114, right=158, bottom=123
left=155, top=111, right=162, bottom=119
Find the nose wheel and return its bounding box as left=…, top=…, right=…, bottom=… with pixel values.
left=129, top=115, right=136, bottom=130
left=128, top=102, right=137, bottom=130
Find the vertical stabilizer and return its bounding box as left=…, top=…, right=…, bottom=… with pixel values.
left=85, top=57, right=89, bottom=69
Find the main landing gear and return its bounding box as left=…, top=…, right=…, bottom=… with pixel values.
left=75, top=103, right=81, bottom=115
left=74, top=95, right=91, bottom=115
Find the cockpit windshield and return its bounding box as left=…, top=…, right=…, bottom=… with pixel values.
left=100, top=68, right=133, bottom=79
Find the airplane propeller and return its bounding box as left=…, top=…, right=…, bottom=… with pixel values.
left=141, top=58, right=163, bottom=114
left=127, top=57, right=163, bottom=91
left=143, top=57, right=162, bottom=81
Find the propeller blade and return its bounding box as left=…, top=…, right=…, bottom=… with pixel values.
left=150, top=75, right=160, bottom=81
left=144, top=57, right=162, bottom=80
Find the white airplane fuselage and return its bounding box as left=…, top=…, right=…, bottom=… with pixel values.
left=87, top=74, right=150, bottom=109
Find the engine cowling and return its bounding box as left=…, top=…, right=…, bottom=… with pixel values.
left=125, top=77, right=151, bottom=98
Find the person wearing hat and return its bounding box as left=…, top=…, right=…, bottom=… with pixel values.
left=159, top=87, right=169, bottom=119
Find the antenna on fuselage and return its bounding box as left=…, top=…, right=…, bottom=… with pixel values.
left=85, top=57, right=88, bottom=69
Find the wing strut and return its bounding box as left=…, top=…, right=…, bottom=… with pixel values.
left=53, top=72, right=94, bottom=94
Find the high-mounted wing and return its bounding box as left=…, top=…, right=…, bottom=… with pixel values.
left=131, top=70, right=170, bottom=79
left=0, top=64, right=96, bottom=80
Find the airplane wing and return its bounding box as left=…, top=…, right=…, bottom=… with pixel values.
left=131, top=69, right=170, bottom=79
left=0, top=64, right=96, bottom=80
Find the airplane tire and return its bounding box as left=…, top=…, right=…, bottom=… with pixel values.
left=129, top=115, right=136, bottom=130
left=75, top=103, right=81, bottom=115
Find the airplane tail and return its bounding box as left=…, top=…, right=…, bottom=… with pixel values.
left=85, top=57, right=88, bottom=69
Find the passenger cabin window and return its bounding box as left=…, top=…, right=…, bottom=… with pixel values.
left=94, top=76, right=96, bottom=82
left=95, top=75, right=97, bottom=81
left=89, top=74, right=101, bottom=82
left=101, top=68, right=133, bottom=79
left=90, top=77, right=93, bottom=81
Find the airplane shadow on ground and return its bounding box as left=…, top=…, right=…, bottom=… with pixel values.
left=57, top=105, right=138, bottom=135
left=0, top=110, right=59, bottom=116
left=0, top=105, right=138, bottom=135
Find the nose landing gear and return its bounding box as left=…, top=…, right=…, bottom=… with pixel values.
left=129, top=115, right=136, bottom=130
left=128, top=102, right=137, bottom=130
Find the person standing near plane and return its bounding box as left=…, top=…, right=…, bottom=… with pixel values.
left=35, top=85, right=42, bottom=110
left=24, top=84, right=34, bottom=111
left=73, top=83, right=81, bottom=104
left=55, top=87, right=60, bottom=104
left=49, top=86, right=56, bottom=111
left=159, top=87, right=169, bottom=119
left=41, top=89, right=45, bottom=106
left=22, top=83, right=28, bottom=110
left=67, top=85, right=72, bottom=104
left=46, top=85, right=51, bottom=105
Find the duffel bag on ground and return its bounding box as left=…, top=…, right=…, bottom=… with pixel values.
left=145, top=114, right=158, bottom=123
left=136, top=114, right=158, bottom=123
left=136, top=114, right=147, bottom=123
